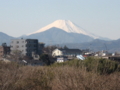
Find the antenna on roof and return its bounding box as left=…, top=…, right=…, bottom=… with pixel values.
left=104, top=43, right=108, bottom=51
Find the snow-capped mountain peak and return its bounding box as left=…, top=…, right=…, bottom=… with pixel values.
left=27, top=20, right=98, bottom=39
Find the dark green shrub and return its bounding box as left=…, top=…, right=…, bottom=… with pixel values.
left=40, top=54, right=51, bottom=65
left=97, top=58, right=118, bottom=74
left=83, top=57, right=119, bottom=74
left=83, top=57, right=98, bottom=72
left=51, top=57, right=119, bottom=74
left=51, top=59, right=83, bottom=68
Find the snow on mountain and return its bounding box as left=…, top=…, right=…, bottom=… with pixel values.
left=27, top=20, right=99, bottom=39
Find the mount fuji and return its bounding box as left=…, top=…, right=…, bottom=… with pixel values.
left=24, top=20, right=109, bottom=44
left=27, top=20, right=98, bottom=39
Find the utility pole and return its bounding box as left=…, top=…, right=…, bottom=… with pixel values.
left=104, top=43, right=108, bottom=51
left=104, top=43, right=108, bottom=55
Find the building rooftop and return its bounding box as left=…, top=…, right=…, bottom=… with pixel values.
left=59, top=49, right=82, bottom=53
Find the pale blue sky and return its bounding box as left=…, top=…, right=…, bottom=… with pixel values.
left=0, top=0, right=120, bottom=39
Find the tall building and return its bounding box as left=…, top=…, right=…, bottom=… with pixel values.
left=38, top=42, right=45, bottom=54
left=10, top=39, right=39, bottom=57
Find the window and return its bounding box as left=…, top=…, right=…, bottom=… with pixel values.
left=27, top=53, right=31, bottom=56
left=26, top=45, right=31, bottom=47
left=26, top=41, right=29, bottom=43
left=34, top=45, right=37, bottom=47
left=17, top=41, right=19, bottom=44
left=27, top=49, right=31, bottom=52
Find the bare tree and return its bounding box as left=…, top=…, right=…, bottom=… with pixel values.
left=9, top=50, right=24, bottom=61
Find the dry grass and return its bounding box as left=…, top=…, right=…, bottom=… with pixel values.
left=0, top=60, right=120, bottom=90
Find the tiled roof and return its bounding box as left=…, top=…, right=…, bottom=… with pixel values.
left=59, top=49, right=82, bottom=53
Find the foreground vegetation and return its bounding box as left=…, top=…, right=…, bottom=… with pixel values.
left=0, top=58, right=120, bottom=90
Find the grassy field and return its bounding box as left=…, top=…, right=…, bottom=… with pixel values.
left=0, top=57, right=120, bottom=90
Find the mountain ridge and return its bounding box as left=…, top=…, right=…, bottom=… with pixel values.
left=27, top=20, right=99, bottom=39
left=61, top=39, right=120, bottom=52
left=0, top=31, right=119, bottom=52
left=0, top=32, right=14, bottom=45
left=24, top=27, right=94, bottom=44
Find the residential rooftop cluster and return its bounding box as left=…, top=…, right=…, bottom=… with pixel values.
left=0, top=38, right=120, bottom=65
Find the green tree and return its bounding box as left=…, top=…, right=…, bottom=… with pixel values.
left=63, top=45, right=69, bottom=49
left=40, top=54, right=51, bottom=65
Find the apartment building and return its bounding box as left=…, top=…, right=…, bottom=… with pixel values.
left=10, top=39, right=39, bottom=57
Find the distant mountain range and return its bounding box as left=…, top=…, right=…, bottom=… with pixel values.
left=62, top=39, right=120, bottom=53
left=0, top=32, right=14, bottom=45
left=23, top=20, right=110, bottom=44
left=27, top=20, right=99, bottom=39
left=23, top=27, right=94, bottom=44
left=0, top=20, right=119, bottom=52
left=0, top=20, right=110, bottom=45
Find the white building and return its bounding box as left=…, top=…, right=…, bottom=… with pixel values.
left=57, top=57, right=68, bottom=63
left=52, top=48, right=82, bottom=57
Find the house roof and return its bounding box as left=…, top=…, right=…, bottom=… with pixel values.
left=59, top=49, right=82, bottom=53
